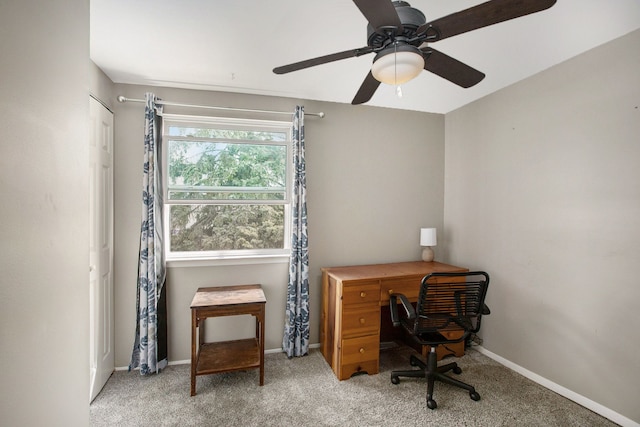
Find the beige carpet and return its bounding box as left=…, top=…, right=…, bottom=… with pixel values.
left=90, top=346, right=617, bottom=426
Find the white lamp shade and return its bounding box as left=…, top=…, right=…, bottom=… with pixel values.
left=371, top=50, right=425, bottom=85
left=420, top=228, right=437, bottom=246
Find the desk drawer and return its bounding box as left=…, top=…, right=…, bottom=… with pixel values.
left=380, top=275, right=466, bottom=303
left=341, top=305, right=380, bottom=337
left=421, top=329, right=465, bottom=359
left=342, top=281, right=380, bottom=305
left=440, top=329, right=465, bottom=341
left=340, top=335, right=380, bottom=365
left=421, top=341, right=465, bottom=359
left=380, top=277, right=422, bottom=303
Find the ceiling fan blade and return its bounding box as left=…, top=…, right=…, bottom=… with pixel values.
left=419, top=0, right=556, bottom=41
left=352, top=0, right=403, bottom=32
left=273, top=47, right=373, bottom=74
left=352, top=71, right=381, bottom=105
left=422, top=47, right=485, bottom=88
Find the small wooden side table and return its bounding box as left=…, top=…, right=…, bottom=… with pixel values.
left=190, top=284, right=266, bottom=396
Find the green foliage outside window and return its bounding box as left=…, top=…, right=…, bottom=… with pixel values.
left=169, top=204, right=285, bottom=251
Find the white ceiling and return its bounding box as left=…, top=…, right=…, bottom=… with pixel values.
left=90, top=0, right=640, bottom=114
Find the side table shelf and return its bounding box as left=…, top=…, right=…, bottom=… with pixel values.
left=195, top=339, right=261, bottom=377
left=190, top=284, right=266, bottom=396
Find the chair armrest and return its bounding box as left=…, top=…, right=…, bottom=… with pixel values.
left=389, top=293, right=415, bottom=327
left=482, top=304, right=491, bottom=315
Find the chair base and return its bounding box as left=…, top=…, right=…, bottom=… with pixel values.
left=391, top=350, right=480, bottom=409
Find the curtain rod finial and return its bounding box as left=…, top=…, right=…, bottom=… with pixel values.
left=117, top=95, right=127, bottom=103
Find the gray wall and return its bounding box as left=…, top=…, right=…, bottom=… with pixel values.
left=110, top=85, right=445, bottom=366
left=444, top=29, right=640, bottom=424
left=0, top=1, right=90, bottom=426
left=91, top=61, right=116, bottom=111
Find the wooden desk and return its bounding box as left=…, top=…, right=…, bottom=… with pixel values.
left=190, top=284, right=266, bottom=396
left=321, top=261, right=467, bottom=380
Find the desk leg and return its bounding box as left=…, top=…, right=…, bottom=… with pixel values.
left=190, top=309, right=197, bottom=396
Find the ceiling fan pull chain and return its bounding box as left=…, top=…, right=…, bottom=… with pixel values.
left=394, top=42, right=398, bottom=86
left=394, top=42, right=403, bottom=98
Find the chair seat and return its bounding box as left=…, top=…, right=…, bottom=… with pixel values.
left=415, top=331, right=450, bottom=343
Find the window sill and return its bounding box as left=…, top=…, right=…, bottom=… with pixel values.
left=166, top=253, right=290, bottom=268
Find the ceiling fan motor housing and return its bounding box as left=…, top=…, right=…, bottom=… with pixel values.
left=366, top=1, right=426, bottom=48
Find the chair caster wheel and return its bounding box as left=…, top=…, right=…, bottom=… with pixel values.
left=409, top=355, right=419, bottom=366
left=391, top=375, right=400, bottom=385
left=470, top=391, right=481, bottom=401
left=427, top=399, right=437, bottom=410
left=453, top=366, right=462, bottom=374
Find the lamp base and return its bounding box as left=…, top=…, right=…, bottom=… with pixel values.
left=421, top=247, right=434, bottom=262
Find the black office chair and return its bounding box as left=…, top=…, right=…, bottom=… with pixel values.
left=389, top=271, right=490, bottom=409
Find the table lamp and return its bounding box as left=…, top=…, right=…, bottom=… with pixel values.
left=420, top=228, right=437, bottom=262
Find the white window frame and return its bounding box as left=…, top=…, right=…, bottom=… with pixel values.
left=162, top=114, right=292, bottom=265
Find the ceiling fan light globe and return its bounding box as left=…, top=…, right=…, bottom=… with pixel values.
left=371, top=50, right=425, bottom=85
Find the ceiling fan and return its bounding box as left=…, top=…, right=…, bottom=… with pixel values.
left=273, top=0, right=557, bottom=105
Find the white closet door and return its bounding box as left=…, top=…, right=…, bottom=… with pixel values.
left=89, top=97, right=114, bottom=402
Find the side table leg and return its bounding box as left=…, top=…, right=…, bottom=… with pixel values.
left=259, top=307, right=265, bottom=386
left=191, top=309, right=197, bottom=396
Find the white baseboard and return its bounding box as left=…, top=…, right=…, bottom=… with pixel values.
left=475, top=346, right=638, bottom=427
left=116, top=343, right=323, bottom=371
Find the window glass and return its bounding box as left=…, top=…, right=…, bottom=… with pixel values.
left=168, top=204, right=285, bottom=252
left=167, top=140, right=287, bottom=201
left=163, top=116, right=291, bottom=257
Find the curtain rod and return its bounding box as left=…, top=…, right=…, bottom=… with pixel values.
left=117, top=96, right=325, bottom=118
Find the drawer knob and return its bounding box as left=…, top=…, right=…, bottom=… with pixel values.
left=359, top=318, right=365, bottom=324
left=359, top=347, right=365, bottom=354
left=360, top=291, right=366, bottom=298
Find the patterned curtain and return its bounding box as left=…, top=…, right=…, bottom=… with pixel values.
left=283, top=106, right=310, bottom=357
left=129, top=93, right=168, bottom=375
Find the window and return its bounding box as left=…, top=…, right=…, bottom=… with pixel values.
left=163, top=115, right=291, bottom=260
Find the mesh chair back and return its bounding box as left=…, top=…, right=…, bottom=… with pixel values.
left=413, top=272, right=489, bottom=338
